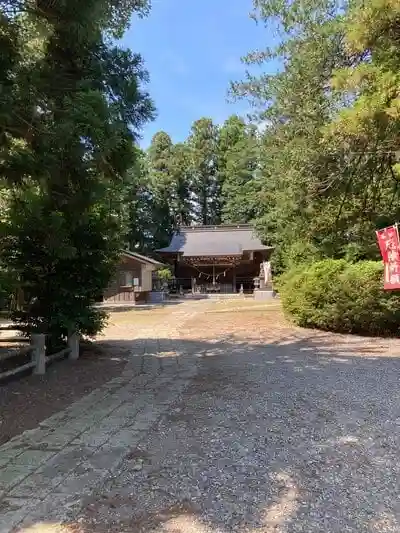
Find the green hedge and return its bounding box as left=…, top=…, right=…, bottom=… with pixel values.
left=279, top=259, right=400, bottom=336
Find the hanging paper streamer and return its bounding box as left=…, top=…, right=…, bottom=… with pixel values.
left=192, top=264, right=234, bottom=284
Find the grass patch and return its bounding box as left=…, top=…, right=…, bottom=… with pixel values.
left=107, top=306, right=173, bottom=326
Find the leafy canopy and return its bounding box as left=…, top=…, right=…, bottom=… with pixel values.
left=0, top=0, right=154, bottom=338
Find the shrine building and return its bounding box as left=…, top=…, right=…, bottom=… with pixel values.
left=157, top=224, right=273, bottom=294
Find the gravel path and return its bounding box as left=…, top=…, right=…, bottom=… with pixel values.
left=1, top=300, right=400, bottom=532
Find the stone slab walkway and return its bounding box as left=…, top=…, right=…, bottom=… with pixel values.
left=0, top=301, right=209, bottom=532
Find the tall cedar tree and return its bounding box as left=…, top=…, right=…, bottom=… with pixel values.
left=169, top=142, right=192, bottom=226
left=188, top=118, right=220, bottom=225
left=124, top=113, right=265, bottom=251
left=218, top=116, right=260, bottom=223
left=147, top=132, right=175, bottom=250
left=231, top=0, right=400, bottom=271
left=0, top=0, right=154, bottom=338
left=124, top=147, right=158, bottom=255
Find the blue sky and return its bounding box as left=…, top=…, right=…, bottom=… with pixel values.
left=121, top=0, right=272, bottom=147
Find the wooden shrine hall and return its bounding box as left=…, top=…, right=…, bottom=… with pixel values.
left=157, top=224, right=273, bottom=294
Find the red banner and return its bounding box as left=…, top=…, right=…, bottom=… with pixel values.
left=376, top=225, right=400, bottom=290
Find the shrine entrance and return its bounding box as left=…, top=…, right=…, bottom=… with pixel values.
left=186, top=256, right=241, bottom=294
left=157, top=224, right=273, bottom=295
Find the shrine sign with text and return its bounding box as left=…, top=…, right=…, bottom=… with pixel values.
left=376, top=224, right=400, bottom=290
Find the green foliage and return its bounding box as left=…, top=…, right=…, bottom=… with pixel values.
left=125, top=114, right=261, bottom=253
left=221, top=135, right=260, bottom=224
left=0, top=0, right=154, bottom=338
left=327, top=0, right=400, bottom=142
left=218, top=0, right=400, bottom=336
left=231, top=0, right=400, bottom=272
left=126, top=136, right=195, bottom=254
left=128, top=115, right=262, bottom=254
left=270, top=241, right=323, bottom=276
left=188, top=118, right=220, bottom=225
left=124, top=148, right=158, bottom=254
left=157, top=267, right=173, bottom=283
left=279, top=259, right=400, bottom=336
left=218, top=117, right=260, bottom=224
left=169, top=142, right=192, bottom=226
left=2, top=188, right=121, bottom=336
left=146, top=131, right=175, bottom=249
left=0, top=265, right=15, bottom=310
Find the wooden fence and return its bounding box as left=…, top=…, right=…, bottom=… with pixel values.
left=0, top=331, right=79, bottom=381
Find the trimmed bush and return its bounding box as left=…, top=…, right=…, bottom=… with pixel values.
left=279, top=259, right=400, bottom=336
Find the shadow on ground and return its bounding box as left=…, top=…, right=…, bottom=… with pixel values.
left=19, top=333, right=400, bottom=532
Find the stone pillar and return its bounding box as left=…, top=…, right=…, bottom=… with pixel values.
left=31, top=334, right=46, bottom=375
left=68, top=331, right=80, bottom=361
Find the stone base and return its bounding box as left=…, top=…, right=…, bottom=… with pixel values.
left=259, top=280, right=273, bottom=291
left=254, top=290, right=275, bottom=301
left=149, top=291, right=166, bottom=303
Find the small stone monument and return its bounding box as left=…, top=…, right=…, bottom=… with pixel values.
left=254, top=260, right=274, bottom=300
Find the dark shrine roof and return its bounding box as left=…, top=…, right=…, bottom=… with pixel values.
left=122, top=250, right=164, bottom=267
left=157, top=224, right=272, bottom=257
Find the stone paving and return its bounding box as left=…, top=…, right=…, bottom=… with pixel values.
left=0, top=301, right=209, bottom=532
